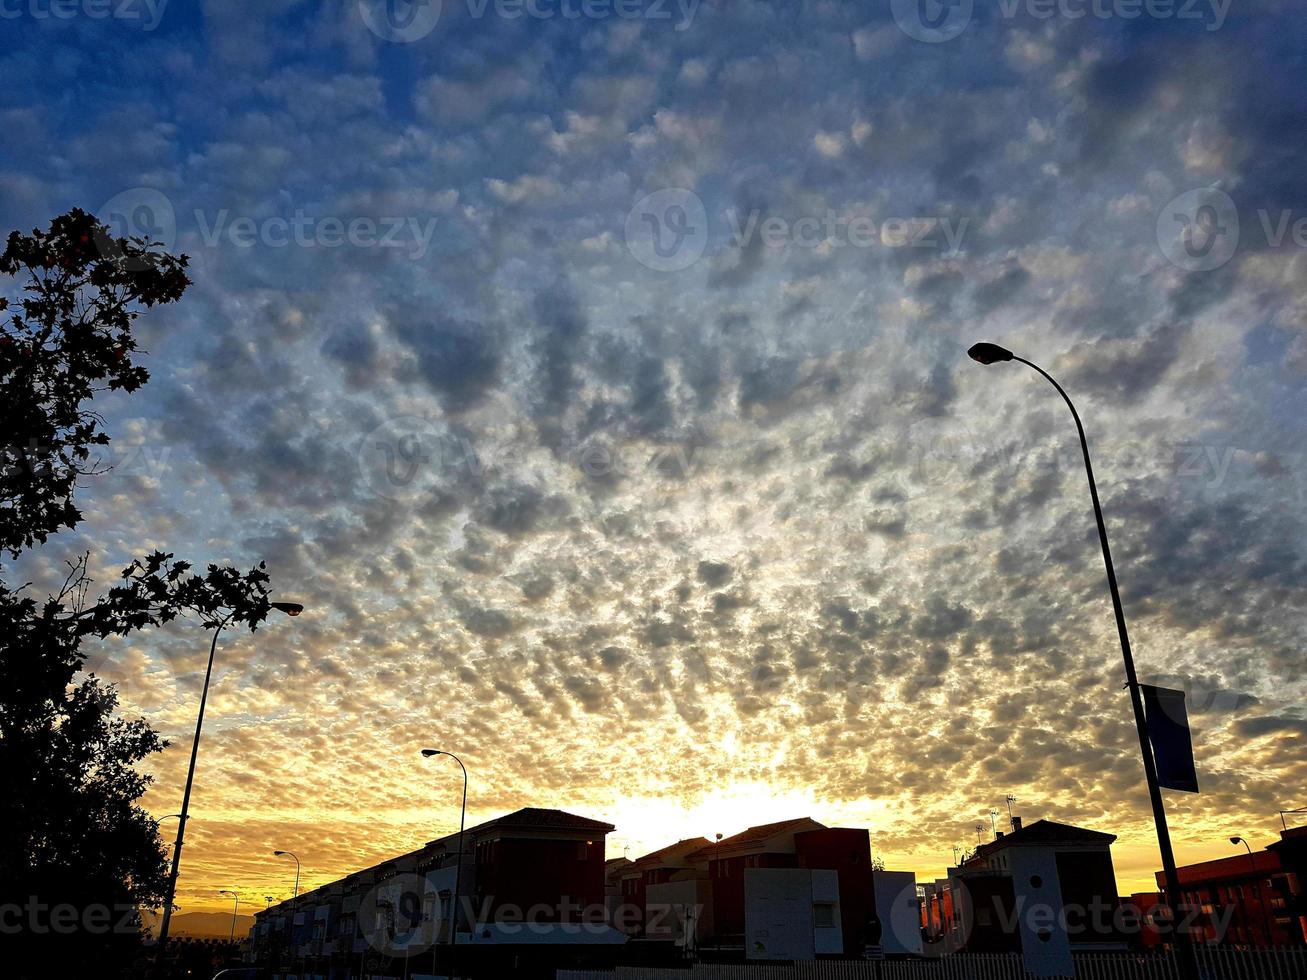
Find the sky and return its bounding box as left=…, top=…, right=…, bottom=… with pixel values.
left=2, top=0, right=1306, bottom=914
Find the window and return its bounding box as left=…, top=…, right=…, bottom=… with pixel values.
left=813, top=903, right=836, bottom=928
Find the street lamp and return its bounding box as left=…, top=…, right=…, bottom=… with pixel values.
left=421, top=748, right=468, bottom=980
left=156, top=599, right=305, bottom=950
left=273, top=850, right=301, bottom=898
left=219, top=890, right=241, bottom=943
left=966, top=343, right=1197, bottom=980
left=1231, top=836, right=1276, bottom=945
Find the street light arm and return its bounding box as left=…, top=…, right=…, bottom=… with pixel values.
left=1010, top=356, right=1144, bottom=686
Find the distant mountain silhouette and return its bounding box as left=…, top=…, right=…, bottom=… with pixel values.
left=140, top=909, right=255, bottom=940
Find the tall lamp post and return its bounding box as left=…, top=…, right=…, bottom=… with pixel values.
left=156, top=600, right=304, bottom=950
left=219, top=890, right=241, bottom=943
left=966, top=343, right=1197, bottom=980
left=1231, top=836, right=1276, bottom=945
left=273, top=849, right=301, bottom=898
left=421, top=748, right=468, bottom=980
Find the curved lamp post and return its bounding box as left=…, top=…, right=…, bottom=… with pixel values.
left=219, top=890, right=241, bottom=943
left=421, top=749, right=468, bottom=980
left=157, top=600, right=304, bottom=950
left=966, top=343, right=1197, bottom=980
left=273, top=850, right=301, bottom=898
left=1231, top=836, right=1276, bottom=945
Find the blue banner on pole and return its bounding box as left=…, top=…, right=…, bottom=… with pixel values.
left=1141, top=685, right=1199, bottom=794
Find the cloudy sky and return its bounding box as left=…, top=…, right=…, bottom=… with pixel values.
left=3, top=0, right=1306, bottom=911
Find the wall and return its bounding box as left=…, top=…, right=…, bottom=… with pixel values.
left=871, top=870, right=923, bottom=956
left=743, top=868, right=815, bottom=961
left=646, top=878, right=713, bottom=950
left=475, top=836, right=607, bottom=922
left=1006, top=847, right=1075, bottom=979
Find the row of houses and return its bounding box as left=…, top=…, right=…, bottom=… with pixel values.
left=246, top=809, right=1307, bottom=979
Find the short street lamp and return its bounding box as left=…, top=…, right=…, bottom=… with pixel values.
left=273, top=850, right=301, bottom=898
left=1231, top=836, right=1276, bottom=945
left=218, top=890, right=240, bottom=943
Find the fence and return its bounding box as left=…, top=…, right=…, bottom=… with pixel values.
left=558, top=948, right=1307, bottom=980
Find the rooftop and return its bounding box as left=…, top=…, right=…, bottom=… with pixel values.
left=968, top=819, right=1117, bottom=864
left=1156, top=849, right=1282, bottom=887
left=626, top=837, right=713, bottom=871
left=686, top=817, right=827, bottom=860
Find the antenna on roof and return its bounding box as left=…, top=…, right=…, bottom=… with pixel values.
left=975, top=823, right=984, bottom=845
left=989, top=809, right=1000, bottom=839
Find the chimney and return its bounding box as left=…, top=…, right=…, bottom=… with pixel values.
left=1011, top=816, right=1023, bottom=832
left=995, top=831, right=1005, bottom=839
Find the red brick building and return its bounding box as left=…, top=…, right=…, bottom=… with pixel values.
left=1154, top=830, right=1306, bottom=947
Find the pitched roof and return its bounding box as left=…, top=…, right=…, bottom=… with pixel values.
left=628, top=837, right=712, bottom=870
left=686, top=818, right=827, bottom=860
left=470, top=806, right=615, bottom=835
left=971, top=819, right=1116, bottom=862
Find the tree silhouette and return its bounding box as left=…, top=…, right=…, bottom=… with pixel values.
left=1, top=210, right=279, bottom=976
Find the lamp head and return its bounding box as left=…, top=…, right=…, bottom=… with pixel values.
left=1230, top=836, right=1244, bottom=845
left=421, top=749, right=443, bottom=758
left=270, top=601, right=304, bottom=617
left=967, top=342, right=1015, bottom=365
left=274, top=850, right=287, bottom=856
